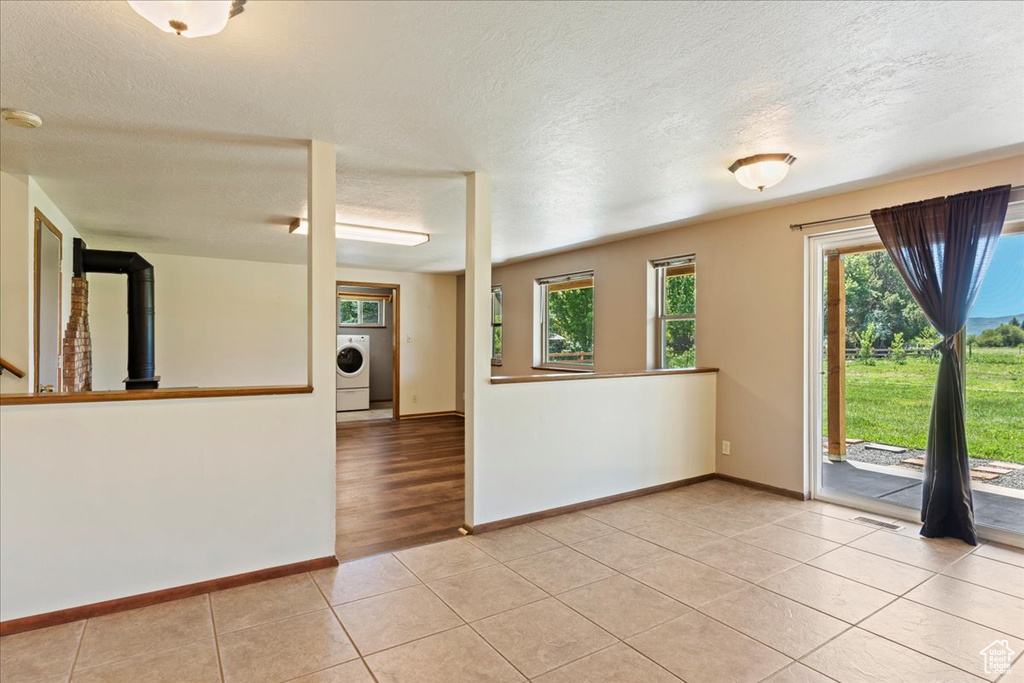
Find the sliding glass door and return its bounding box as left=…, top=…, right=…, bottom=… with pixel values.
left=806, top=225, right=1023, bottom=543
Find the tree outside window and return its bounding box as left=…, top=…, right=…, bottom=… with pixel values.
left=655, top=257, right=696, bottom=368
left=539, top=273, right=594, bottom=367
left=491, top=286, right=503, bottom=364
left=337, top=296, right=387, bottom=327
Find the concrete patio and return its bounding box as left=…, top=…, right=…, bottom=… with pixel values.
left=822, top=460, right=1024, bottom=536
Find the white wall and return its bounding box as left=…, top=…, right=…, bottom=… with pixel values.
left=0, top=173, right=83, bottom=392
left=0, top=395, right=334, bottom=620
left=29, top=177, right=83, bottom=380
left=476, top=374, right=717, bottom=524
left=0, top=171, right=31, bottom=393
left=465, top=155, right=1024, bottom=494
left=463, top=172, right=717, bottom=527
left=2, top=201, right=456, bottom=406
left=82, top=255, right=454, bottom=399
left=89, top=253, right=307, bottom=390
left=337, top=267, right=457, bottom=416
left=0, top=140, right=339, bottom=623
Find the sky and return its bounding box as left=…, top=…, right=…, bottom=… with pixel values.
left=973, top=233, right=1024, bottom=318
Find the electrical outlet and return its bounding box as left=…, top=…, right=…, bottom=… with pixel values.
left=722, top=440, right=731, bottom=455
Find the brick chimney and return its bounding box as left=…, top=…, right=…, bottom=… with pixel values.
left=62, top=276, right=92, bottom=392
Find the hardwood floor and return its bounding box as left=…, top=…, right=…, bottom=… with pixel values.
left=335, top=415, right=465, bottom=562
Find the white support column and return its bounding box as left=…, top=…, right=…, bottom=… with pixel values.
left=309, top=140, right=338, bottom=554
left=464, top=172, right=491, bottom=528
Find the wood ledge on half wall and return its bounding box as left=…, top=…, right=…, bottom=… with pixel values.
left=490, top=367, right=718, bottom=385
left=0, top=385, right=313, bottom=406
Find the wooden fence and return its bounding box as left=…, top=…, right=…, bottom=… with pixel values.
left=548, top=351, right=594, bottom=364
left=844, top=347, right=936, bottom=360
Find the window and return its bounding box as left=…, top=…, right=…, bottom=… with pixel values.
left=538, top=271, right=594, bottom=368
left=654, top=256, right=696, bottom=368
left=337, top=294, right=387, bottom=327
left=964, top=231, right=1023, bottom=469
left=491, top=285, right=503, bottom=365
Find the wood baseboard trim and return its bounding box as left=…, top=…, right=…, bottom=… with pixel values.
left=0, top=555, right=338, bottom=637
left=464, top=473, right=716, bottom=534
left=399, top=411, right=463, bottom=420
left=715, top=473, right=808, bottom=500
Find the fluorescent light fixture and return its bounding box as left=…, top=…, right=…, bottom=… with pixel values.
left=289, top=219, right=430, bottom=247
left=728, top=153, right=796, bottom=192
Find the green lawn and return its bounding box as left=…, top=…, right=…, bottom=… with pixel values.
left=843, top=347, right=1024, bottom=464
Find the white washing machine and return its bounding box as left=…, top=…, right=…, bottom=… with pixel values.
left=337, top=335, right=370, bottom=412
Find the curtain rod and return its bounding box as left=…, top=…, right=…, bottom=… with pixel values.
left=789, top=184, right=1024, bottom=231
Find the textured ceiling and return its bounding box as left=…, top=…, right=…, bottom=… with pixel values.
left=1, top=1, right=1022, bottom=272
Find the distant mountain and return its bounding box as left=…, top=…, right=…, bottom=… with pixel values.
left=967, top=314, right=1024, bottom=336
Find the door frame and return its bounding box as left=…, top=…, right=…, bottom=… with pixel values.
left=33, top=209, right=63, bottom=393
left=805, top=224, right=879, bottom=503
left=804, top=224, right=1024, bottom=547
left=336, top=280, right=400, bottom=420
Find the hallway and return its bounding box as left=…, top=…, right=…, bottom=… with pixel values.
left=336, top=415, right=465, bottom=562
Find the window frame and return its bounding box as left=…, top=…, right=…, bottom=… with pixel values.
left=337, top=294, right=388, bottom=328
left=654, top=255, right=697, bottom=369
left=537, top=270, right=595, bottom=371
left=491, top=285, right=503, bottom=366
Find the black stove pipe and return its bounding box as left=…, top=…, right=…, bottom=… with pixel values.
left=74, top=239, right=159, bottom=390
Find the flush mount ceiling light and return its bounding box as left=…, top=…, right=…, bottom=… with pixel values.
left=127, top=0, right=245, bottom=38
left=1, top=109, right=42, bottom=129
left=728, top=153, right=796, bottom=192
left=290, top=219, right=430, bottom=247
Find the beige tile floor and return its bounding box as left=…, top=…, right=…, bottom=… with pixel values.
left=3, top=479, right=1023, bottom=683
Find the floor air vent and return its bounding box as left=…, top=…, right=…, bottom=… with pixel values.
left=852, top=516, right=903, bottom=531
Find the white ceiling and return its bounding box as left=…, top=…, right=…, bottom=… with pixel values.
left=1, top=1, right=1022, bottom=272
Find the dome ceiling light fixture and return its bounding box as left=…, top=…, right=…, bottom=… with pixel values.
left=1, top=109, right=43, bottom=129
left=127, top=0, right=246, bottom=38
left=728, top=153, right=797, bottom=192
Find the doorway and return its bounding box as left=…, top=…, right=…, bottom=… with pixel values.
left=336, top=280, right=399, bottom=421
left=33, top=209, right=62, bottom=393
left=333, top=279, right=465, bottom=560
left=806, top=226, right=1024, bottom=543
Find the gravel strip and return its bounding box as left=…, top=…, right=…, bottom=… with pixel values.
left=841, top=442, right=1024, bottom=491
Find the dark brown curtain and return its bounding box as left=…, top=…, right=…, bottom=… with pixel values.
left=870, top=185, right=1010, bottom=545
